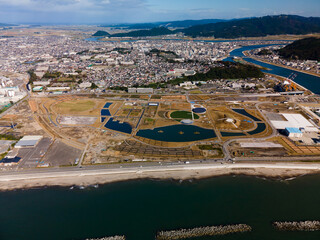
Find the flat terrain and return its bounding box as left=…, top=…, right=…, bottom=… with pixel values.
left=53, top=99, right=96, bottom=114
left=42, top=140, right=82, bottom=166
left=170, top=111, right=199, bottom=120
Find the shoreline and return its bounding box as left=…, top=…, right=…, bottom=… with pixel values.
left=0, top=163, right=320, bottom=191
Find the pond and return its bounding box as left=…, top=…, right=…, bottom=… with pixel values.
left=247, top=123, right=266, bottom=135
left=104, top=118, right=132, bottom=134
left=220, top=131, right=246, bottom=137
left=136, top=124, right=216, bottom=142
left=232, top=109, right=261, bottom=121
left=101, top=109, right=111, bottom=116
left=103, top=102, right=113, bottom=109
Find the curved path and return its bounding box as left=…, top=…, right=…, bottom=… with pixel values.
left=222, top=102, right=278, bottom=160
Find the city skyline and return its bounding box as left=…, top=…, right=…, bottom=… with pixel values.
left=0, top=0, right=320, bottom=24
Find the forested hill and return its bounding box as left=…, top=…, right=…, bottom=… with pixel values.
left=92, top=31, right=110, bottom=37
left=110, top=27, right=173, bottom=37
left=179, top=15, right=320, bottom=38
left=278, top=37, right=320, bottom=61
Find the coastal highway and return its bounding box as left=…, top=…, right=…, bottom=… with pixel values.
left=1, top=162, right=320, bottom=183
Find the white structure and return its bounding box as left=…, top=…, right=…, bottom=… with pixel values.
left=128, top=88, right=137, bottom=93
left=47, top=87, right=70, bottom=91
left=79, top=82, right=92, bottom=88
left=121, top=61, right=135, bottom=65
left=285, top=128, right=303, bottom=138
left=33, top=81, right=51, bottom=86
left=128, top=88, right=153, bottom=94
left=270, top=113, right=319, bottom=132
left=15, top=136, right=43, bottom=148
left=179, top=81, right=196, bottom=89
left=0, top=86, right=26, bottom=105
left=148, top=102, right=159, bottom=106
left=137, top=88, right=153, bottom=94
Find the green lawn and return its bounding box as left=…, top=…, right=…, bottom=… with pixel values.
left=170, top=111, right=199, bottom=120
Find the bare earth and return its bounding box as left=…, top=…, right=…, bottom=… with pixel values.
left=0, top=163, right=319, bottom=191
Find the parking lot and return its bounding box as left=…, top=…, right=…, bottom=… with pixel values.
left=18, top=138, right=53, bottom=168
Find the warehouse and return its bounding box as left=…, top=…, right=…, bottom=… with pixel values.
left=270, top=113, right=318, bottom=132
left=285, top=128, right=303, bottom=138
left=15, top=135, right=43, bottom=148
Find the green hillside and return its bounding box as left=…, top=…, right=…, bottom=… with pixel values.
left=278, top=37, right=320, bottom=61
left=92, top=30, right=110, bottom=37
left=179, top=15, right=320, bottom=38
left=110, top=27, right=173, bottom=37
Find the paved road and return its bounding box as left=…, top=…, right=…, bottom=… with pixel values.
left=1, top=161, right=320, bottom=182
left=222, top=101, right=278, bottom=160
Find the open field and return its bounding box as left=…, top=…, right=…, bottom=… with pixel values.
left=53, top=100, right=96, bottom=114
left=170, top=111, right=199, bottom=120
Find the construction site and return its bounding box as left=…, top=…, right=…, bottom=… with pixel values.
left=0, top=80, right=318, bottom=168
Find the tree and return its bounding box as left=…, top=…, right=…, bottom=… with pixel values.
left=90, top=83, right=99, bottom=89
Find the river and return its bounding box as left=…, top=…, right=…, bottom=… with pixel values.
left=225, top=44, right=320, bottom=94
left=0, top=175, right=320, bottom=240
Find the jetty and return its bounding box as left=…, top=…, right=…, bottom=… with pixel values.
left=156, top=224, right=252, bottom=240
left=86, top=236, right=125, bottom=240
left=273, top=221, right=320, bottom=231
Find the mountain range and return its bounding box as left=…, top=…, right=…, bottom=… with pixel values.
left=93, top=15, right=320, bottom=39
left=180, top=15, right=320, bottom=38
left=100, top=19, right=227, bottom=29
left=0, top=23, right=16, bottom=27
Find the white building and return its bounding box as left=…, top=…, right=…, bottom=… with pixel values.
left=15, top=136, right=43, bottom=148
left=128, top=88, right=153, bottom=94
left=270, top=113, right=319, bottom=132
left=47, top=87, right=70, bottom=91
left=79, top=82, right=92, bottom=88
left=137, top=88, right=153, bottom=94
left=33, top=81, right=51, bottom=86
left=285, top=128, right=303, bottom=138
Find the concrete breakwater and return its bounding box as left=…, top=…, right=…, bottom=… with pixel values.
left=273, top=221, right=320, bottom=231
left=86, top=236, right=125, bottom=240
left=156, top=224, right=252, bottom=240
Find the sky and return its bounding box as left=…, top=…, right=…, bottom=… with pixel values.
left=0, top=0, right=320, bottom=24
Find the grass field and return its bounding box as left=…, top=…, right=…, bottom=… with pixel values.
left=55, top=100, right=96, bottom=113
left=170, top=111, right=199, bottom=120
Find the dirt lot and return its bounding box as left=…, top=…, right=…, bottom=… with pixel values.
left=42, top=140, right=82, bottom=166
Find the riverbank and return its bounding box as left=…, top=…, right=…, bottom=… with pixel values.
left=244, top=52, right=320, bottom=78
left=0, top=163, right=320, bottom=191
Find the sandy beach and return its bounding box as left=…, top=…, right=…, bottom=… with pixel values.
left=0, top=163, right=319, bottom=191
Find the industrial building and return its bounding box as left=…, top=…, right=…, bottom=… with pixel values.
left=15, top=136, right=43, bottom=148
left=32, top=86, right=43, bottom=92
left=270, top=113, right=319, bottom=132
left=285, top=128, right=303, bottom=138
left=128, top=88, right=153, bottom=94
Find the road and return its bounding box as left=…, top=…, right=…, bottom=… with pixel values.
left=222, top=101, right=278, bottom=160
left=0, top=161, right=320, bottom=183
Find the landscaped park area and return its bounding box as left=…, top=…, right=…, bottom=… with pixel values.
left=29, top=94, right=281, bottom=164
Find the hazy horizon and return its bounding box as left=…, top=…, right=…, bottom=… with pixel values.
left=0, top=0, right=320, bottom=25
